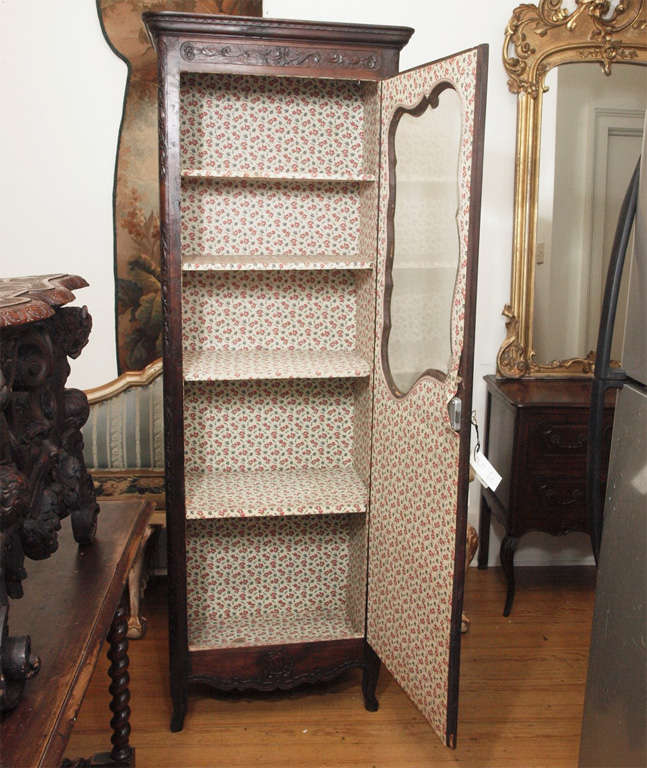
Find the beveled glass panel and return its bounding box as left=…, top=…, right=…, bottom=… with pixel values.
left=385, top=87, right=461, bottom=394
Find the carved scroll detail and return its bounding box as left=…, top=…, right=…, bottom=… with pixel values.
left=503, top=0, right=647, bottom=96
left=496, top=306, right=530, bottom=378
left=180, top=41, right=379, bottom=70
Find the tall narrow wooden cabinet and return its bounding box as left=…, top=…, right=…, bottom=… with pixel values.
left=144, top=12, right=487, bottom=748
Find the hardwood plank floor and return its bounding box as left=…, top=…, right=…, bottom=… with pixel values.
left=67, top=566, right=596, bottom=767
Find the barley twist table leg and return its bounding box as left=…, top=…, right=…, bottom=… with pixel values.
left=107, top=592, right=132, bottom=764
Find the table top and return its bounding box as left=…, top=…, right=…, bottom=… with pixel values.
left=0, top=499, right=152, bottom=768
left=0, top=274, right=87, bottom=328
left=484, top=374, right=617, bottom=409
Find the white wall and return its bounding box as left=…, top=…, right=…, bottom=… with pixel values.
left=0, top=0, right=598, bottom=564
left=0, top=0, right=126, bottom=389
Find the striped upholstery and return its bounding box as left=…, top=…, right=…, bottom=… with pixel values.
left=82, top=375, right=164, bottom=470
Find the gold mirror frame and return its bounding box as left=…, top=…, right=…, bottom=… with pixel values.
left=497, top=0, right=647, bottom=378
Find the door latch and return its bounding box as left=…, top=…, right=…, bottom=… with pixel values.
left=448, top=396, right=462, bottom=432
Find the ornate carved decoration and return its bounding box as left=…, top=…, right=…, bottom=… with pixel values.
left=0, top=275, right=98, bottom=712
left=541, top=425, right=587, bottom=451
left=190, top=657, right=364, bottom=693
left=504, top=0, right=647, bottom=96
left=496, top=307, right=531, bottom=378
left=536, top=480, right=584, bottom=508
left=498, top=1, right=647, bottom=377
left=180, top=41, right=380, bottom=70
left=258, top=648, right=296, bottom=682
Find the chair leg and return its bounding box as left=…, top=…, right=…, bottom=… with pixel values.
left=127, top=524, right=154, bottom=640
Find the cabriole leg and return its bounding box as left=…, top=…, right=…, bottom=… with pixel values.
left=362, top=643, right=380, bottom=712
left=500, top=535, right=519, bottom=617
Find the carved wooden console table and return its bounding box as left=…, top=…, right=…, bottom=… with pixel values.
left=0, top=274, right=99, bottom=711
left=0, top=499, right=152, bottom=768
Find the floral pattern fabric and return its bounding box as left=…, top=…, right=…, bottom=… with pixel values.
left=366, top=50, right=479, bottom=742
left=184, top=466, right=367, bottom=519
left=182, top=349, right=371, bottom=381
left=182, top=254, right=373, bottom=271
left=181, top=270, right=360, bottom=352
left=181, top=178, right=362, bottom=257
left=180, top=74, right=375, bottom=179
left=186, top=514, right=366, bottom=649
left=183, top=378, right=357, bottom=474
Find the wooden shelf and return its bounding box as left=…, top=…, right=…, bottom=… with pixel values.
left=181, top=254, right=374, bottom=271
left=184, top=466, right=368, bottom=519
left=182, top=349, right=371, bottom=381
left=188, top=609, right=364, bottom=650
left=181, top=169, right=376, bottom=183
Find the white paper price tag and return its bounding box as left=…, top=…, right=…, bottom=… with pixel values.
left=470, top=450, right=502, bottom=491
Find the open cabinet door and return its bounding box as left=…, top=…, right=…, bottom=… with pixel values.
left=367, top=46, right=487, bottom=747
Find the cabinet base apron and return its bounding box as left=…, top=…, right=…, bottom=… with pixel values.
left=168, top=638, right=379, bottom=730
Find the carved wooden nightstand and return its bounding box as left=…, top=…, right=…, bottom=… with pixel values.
left=477, top=375, right=615, bottom=615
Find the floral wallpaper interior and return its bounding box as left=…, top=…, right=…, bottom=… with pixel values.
left=97, top=0, right=262, bottom=372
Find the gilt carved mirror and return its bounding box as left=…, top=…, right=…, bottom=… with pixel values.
left=497, top=0, right=647, bottom=378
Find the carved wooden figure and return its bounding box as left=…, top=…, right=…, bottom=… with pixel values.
left=0, top=274, right=98, bottom=712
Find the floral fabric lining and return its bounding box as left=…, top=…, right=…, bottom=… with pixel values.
left=366, top=50, right=479, bottom=741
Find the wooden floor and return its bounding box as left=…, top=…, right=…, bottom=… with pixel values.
left=67, top=566, right=596, bottom=767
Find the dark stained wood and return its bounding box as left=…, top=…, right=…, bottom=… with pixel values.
left=106, top=593, right=133, bottom=764
left=361, top=642, right=381, bottom=712
left=446, top=43, right=489, bottom=749
left=143, top=13, right=413, bottom=80
left=143, top=10, right=416, bottom=735
left=0, top=500, right=152, bottom=768
left=154, top=28, right=189, bottom=734
left=0, top=274, right=88, bottom=328
left=487, top=376, right=618, bottom=409
left=190, top=638, right=365, bottom=691
left=0, top=277, right=98, bottom=713
left=479, top=375, right=615, bottom=615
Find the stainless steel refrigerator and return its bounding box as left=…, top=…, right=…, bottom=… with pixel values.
left=579, top=119, right=647, bottom=768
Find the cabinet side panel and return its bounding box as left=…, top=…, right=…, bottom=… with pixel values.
left=157, top=36, right=190, bottom=722
left=352, top=88, right=380, bottom=485
left=487, top=395, right=515, bottom=514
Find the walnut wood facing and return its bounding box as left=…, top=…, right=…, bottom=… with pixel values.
left=143, top=13, right=414, bottom=80
left=0, top=500, right=152, bottom=768
left=144, top=11, right=413, bottom=735
left=190, top=638, right=368, bottom=692
left=478, top=375, right=615, bottom=615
